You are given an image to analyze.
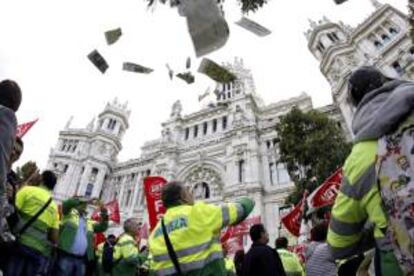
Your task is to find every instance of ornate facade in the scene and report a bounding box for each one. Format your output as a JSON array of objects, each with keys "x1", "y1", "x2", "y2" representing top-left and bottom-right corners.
[
  {"x1": 47, "y1": 58, "x2": 347, "y2": 240},
  {"x1": 306, "y1": 1, "x2": 414, "y2": 131}
]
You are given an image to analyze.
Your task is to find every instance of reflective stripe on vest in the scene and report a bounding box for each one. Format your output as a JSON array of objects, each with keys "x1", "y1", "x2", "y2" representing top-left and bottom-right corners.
[
  {"x1": 157, "y1": 251, "x2": 223, "y2": 276},
  {"x1": 153, "y1": 237, "x2": 221, "y2": 262}
]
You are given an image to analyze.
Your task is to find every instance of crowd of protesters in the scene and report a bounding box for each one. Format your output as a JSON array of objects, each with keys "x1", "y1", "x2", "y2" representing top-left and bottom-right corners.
[{"x1": 1, "y1": 64, "x2": 413, "y2": 276}]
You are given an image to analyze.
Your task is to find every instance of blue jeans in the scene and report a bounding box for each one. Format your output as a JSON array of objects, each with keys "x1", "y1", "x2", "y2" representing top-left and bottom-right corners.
[
  {"x1": 57, "y1": 254, "x2": 86, "y2": 276},
  {"x1": 6, "y1": 244, "x2": 50, "y2": 276}
]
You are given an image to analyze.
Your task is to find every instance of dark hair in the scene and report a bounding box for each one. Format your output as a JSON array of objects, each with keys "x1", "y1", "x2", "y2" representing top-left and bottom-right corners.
[
  {"x1": 249, "y1": 223, "x2": 266, "y2": 242},
  {"x1": 107, "y1": 234, "x2": 116, "y2": 240},
  {"x1": 0, "y1": 80, "x2": 22, "y2": 112},
  {"x1": 275, "y1": 237, "x2": 288, "y2": 249},
  {"x1": 161, "y1": 181, "x2": 184, "y2": 208},
  {"x1": 311, "y1": 222, "x2": 328, "y2": 242},
  {"x1": 348, "y1": 66, "x2": 388, "y2": 106},
  {"x1": 42, "y1": 170, "x2": 57, "y2": 190}
]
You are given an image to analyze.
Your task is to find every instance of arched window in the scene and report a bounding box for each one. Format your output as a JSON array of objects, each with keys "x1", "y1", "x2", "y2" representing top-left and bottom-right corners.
[
  {"x1": 222, "y1": 116, "x2": 227, "y2": 130},
  {"x1": 90, "y1": 168, "x2": 99, "y2": 182},
  {"x1": 184, "y1": 128, "x2": 189, "y2": 140},
  {"x1": 389, "y1": 27, "x2": 398, "y2": 35},
  {"x1": 238, "y1": 160, "x2": 245, "y2": 183},
  {"x1": 194, "y1": 125, "x2": 198, "y2": 138},
  {"x1": 212, "y1": 119, "x2": 217, "y2": 132},
  {"x1": 85, "y1": 183, "x2": 94, "y2": 198},
  {"x1": 392, "y1": 61, "x2": 404, "y2": 75},
  {"x1": 203, "y1": 122, "x2": 208, "y2": 135},
  {"x1": 381, "y1": 34, "x2": 390, "y2": 42},
  {"x1": 374, "y1": 40, "x2": 383, "y2": 49},
  {"x1": 202, "y1": 183, "x2": 210, "y2": 199}
]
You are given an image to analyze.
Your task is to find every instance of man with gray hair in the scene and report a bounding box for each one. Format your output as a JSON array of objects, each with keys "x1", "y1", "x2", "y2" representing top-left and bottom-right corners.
[
  {"x1": 113, "y1": 218, "x2": 146, "y2": 275},
  {"x1": 149, "y1": 181, "x2": 255, "y2": 275}
]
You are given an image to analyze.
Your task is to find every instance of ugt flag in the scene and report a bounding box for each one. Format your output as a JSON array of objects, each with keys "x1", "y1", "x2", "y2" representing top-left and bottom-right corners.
[
  {"x1": 307, "y1": 169, "x2": 343, "y2": 210},
  {"x1": 16, "y1": 119, "x2": 38, "y2": 138}
]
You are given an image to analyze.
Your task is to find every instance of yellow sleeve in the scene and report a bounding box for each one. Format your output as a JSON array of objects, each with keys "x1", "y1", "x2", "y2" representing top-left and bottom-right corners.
[{"x1": 15, "y1": 186, "x2": 29, "y2": 210}]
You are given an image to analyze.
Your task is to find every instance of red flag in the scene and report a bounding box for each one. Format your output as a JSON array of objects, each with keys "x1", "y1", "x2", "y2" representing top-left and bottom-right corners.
[
  {"x1": 220, "y1": 216, "x2": 261, "y2": 255},
  {"x1": 94, "y1": 232, "x2": 106, "y2": 248},
  {"x1": 307, "y1": 169, "x2": 343, "y2": 209},
  {"x1": 16, "y1": 119, "x2": 38, "y2": 138},
  {"x1": 92, "y1": 200, "x2": 121, "y2": 224},
  {"x1": 144, "y1": 176, "x2": 168, "y2": 231},
  {"x1": 281, "y1": 199, "x2": 305, "y2": 237}
]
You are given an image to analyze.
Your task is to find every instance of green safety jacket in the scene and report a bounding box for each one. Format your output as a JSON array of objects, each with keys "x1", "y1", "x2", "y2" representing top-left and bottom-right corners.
[
  {"x1": 327, "y1": 141, "x2": 402, "y2": 275},
  {"x1": 58, "y1": 198, "x2": 108, "y2": 261},
  {"x1": 277, "y1": 249, "x2": 304, "y2": 276},
  {"x1": 15, "y1": 185, "x2": 60, "y2": 257},
  {"x1": 149, "y1": 197, "x2": 254, "y2": 276},
  {"x1": 113, "y1": 233, "x2": 146, "y2": 276}
]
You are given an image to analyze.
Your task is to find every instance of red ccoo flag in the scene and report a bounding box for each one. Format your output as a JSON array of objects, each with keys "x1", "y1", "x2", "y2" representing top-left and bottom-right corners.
[
  {"x1": 16, "y1": 119, "x2": 38, "y2": 138},
  {"x1": 91, "y1": 200, "x2": 121, "y2": 224}
]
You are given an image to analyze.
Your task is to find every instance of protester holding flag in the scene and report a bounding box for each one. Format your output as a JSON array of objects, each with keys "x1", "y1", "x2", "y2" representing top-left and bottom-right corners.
[
  {"x1": 56, "y1": 196, "x2": 108, "y2": 276},
  {"x1": 148, "y1": 181, "x2": 255, "y2": 275},
  {"x1": 0, "y1": 79, "x2": 22, "y2": 247}
]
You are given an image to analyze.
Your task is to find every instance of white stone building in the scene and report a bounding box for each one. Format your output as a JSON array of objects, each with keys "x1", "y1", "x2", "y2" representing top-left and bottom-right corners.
[
  {"x1": 306, "y1": 0, "x2": 414, "y2": 131},
  {"x1": 47, "y1": 58, "x2": 346, "y2": 241}
]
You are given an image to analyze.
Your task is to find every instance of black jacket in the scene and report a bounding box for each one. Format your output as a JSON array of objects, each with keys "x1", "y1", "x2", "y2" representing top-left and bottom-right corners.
[{"x1": 242, "y1": 243, "x2": 286, "y2": 276}]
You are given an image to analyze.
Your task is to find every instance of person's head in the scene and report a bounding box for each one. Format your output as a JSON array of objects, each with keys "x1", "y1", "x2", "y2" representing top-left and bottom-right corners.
[
  {"x1": 161, "y1": 181, "x2": 194, "y2": 209},
  {"x1": 249, "y1": 223, "x2": 269, "y2": 245},
  {"x1": 0, "y1": 80, "x2": 22, "y2": 112},
  {"x1": 9, "y1": 137, "x2": 24, "y2": 165},
  {"x1": 107, "y1": 234, "x2": 116, "y2": 245},
  {"x1": 124, "y1": 218, "x2": 140, "y2": 235},
  {"x1": 347, "y1": 66, "x2": 389, "y2": 107},
  {"x1": 42, "y1": 170, "x2": 57, "y2": 190},
  {"x1": 310, "y1": 222, "x2": 328, "y2": 242},
  {"x1": 275, "y1": 237, "x2": 288, "y2": 249}
]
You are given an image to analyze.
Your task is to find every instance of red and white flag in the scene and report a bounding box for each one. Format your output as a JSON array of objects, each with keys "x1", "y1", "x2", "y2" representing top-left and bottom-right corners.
[
  {"x1": 281, "y1": 192, "x2": 307, "y2": 237},
  {"x1": 220, "y1": 216, "x2": 261, "y2": 255},
  {"x1": 144, "y1": 176, "x2": 168, "y2": 231},
  {"x1": 16, "y1": 119, "x2": 38, "y2": 138},
  {"x1": 307, "y1": 169, "x2": 343, "y2": 210},
  {"x1": 91, "y1": 200, "x2": 121, "y2": 224}
]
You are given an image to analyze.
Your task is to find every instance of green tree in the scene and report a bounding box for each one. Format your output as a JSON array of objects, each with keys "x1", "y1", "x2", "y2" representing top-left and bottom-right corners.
[
  {"x1": 16, "y1": 161, "x2": 39, "y2": 182},
  {"x1": 275, "y1": 107, "x2": 351, "y2": 205}
]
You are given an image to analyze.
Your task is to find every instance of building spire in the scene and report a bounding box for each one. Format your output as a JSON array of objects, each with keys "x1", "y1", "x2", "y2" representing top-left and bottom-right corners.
[{"x1": 370, "y1": 0, "x2": 382, "y2": 9}]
